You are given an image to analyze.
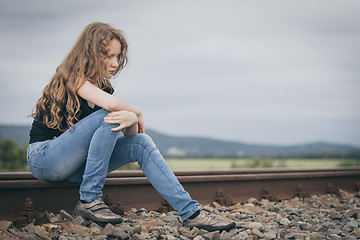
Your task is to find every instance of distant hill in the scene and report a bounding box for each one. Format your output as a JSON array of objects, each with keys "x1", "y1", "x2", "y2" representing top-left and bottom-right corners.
[
  {"x1": 0, "y1": 125, "x2": 31, "y2": 147},
  {"x1": 145, "y1": 129, "x2": 360, "y2": 158},
  {"x1": 1, "y1": 124, "x2": 359, "y2": 158}
]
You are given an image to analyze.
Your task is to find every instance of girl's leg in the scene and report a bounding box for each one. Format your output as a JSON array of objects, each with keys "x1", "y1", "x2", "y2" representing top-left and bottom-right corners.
[
  {"x1": 27, "y1": 109, "x2": 121, "y2": 202},
  {"x1": 107, "y1": 134, "x2": 200, "y2": 220}
]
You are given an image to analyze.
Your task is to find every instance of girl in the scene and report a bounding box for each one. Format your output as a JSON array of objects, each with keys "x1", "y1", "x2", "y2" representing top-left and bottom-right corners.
[{"x1": 27, "y1": 22, "x2": 235, "y2": 232}]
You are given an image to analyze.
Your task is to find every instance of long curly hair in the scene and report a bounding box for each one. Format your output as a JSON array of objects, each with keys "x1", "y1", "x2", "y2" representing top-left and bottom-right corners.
[{"x1": 30, "y1": 22, "x2": 128, "y2": 131}]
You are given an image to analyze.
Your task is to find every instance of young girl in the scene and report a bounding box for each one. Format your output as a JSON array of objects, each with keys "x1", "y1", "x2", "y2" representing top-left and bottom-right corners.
[{"x1": 27, "y1": 22, "x2": 235, "y2": 232}]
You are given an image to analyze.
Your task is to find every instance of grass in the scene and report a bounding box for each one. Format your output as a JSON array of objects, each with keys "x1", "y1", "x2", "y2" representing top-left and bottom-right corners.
[
  {"x1": 164, "y1": 158, "x2": 360, "y2": 170},
  {"x1": 10, "y1": 158, "x2": 360, "y2": 172}
]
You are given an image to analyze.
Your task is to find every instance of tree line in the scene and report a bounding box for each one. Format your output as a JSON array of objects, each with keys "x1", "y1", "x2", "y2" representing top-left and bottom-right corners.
[{"x1": 0, "y1": 134, "x2": 28, "y2": 172}]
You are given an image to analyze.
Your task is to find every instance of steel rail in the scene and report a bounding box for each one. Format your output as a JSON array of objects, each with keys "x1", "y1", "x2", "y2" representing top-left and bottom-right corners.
[
  {"x1": 1, "y1": 167, "x2": 359, "y2": 180},
  {"x1": 0, "y1": 167, "x2": 359, "y2": 222}
]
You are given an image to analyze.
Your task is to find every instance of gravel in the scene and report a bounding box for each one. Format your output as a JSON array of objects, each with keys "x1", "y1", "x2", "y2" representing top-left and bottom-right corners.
[{"x1": 0, "y1": 189, "x2": 359, "y2": 239}]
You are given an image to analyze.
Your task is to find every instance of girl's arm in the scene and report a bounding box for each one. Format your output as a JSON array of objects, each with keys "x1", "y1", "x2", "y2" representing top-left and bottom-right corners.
[
  {"x1": 104, "y1": 110, "x2": 139, "y2": 136},
  {"x1": 78, "y1": 81, "x2": 145, "y2": 133}
]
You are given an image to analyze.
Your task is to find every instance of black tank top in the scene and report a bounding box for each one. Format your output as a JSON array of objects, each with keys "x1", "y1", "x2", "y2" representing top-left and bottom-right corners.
[{"x1": 29, "y1": 86, "x2": 113, "y2": 144}]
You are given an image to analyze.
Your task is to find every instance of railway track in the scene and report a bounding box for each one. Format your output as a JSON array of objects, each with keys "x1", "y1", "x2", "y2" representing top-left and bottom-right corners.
[{"x1": 1, "y1": 167, "x2": 359, "y2": 225}]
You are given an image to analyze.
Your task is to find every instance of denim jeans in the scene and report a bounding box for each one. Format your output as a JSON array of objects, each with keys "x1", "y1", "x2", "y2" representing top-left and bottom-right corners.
[{"x1": 27, "y1": 109, "x2": 199, "y2": 220}]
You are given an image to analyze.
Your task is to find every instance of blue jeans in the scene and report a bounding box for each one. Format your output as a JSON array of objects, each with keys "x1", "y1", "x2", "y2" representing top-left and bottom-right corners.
[{"x1": 27, "y1": 109, "x2": 199, "y2": 220}]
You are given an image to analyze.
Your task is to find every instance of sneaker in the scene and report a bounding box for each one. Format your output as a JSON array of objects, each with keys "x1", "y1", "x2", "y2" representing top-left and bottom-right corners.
[
  {"x1": 73, "y1": 198, "x2": 123, "y2": 224},
  {"x1": 183, "y1": 211, "x2": 236, "y2": 232}
]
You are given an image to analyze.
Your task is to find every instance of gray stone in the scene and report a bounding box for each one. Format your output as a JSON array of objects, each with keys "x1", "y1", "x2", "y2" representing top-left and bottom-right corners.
[
  {"x1": 316, "y1": 226, "x2": 328, "y2": 233},
  {"x1": 72, "y1": 216, "x2": 87, "y2": 226},
  {"x1": 0, "y1": 220, "x2": 12, "y2": 231},
  {"x1": 60, "y1": 209, "x2": 74, "y2": 221},
  {"x1": 293, "y1": 233, "x2": 308, "y2": 240},
  {"x1": 90, "y1": 222, "x2": 102, "y2": 235},
  {"x1": 190, "y1": 227, "x2": 201, "y2": 237},
  {"x1": 219, "y1": 231, "x2": 232, "y2": 240},
  {"x1": 345, "y1": 209, "x2": 357, "y2": 218},
  {"x1": 343, "y1": 225, "x2": 352, "y2": 232},
  {"x1": 102, "y1": 223, "x2": 115, "y2": 236},
  {"x1": 334, "y1": 224, "x2": 342, "y2": 230},
  {"x1": 229, "y1": 228, "x2": 241, "y2": 236},
  {"x1": 133, "y1": 233, "x2": 146, "y2": 240},
  {"x1": 59, "y1": 236, "x2": 77, "y2": 240},
  {"x1": 269, "y1": 206, "x2": 280, "y2": 213},
  {"x1": 164, "y1": 214, "x2": 182, "y2": 228},
  {"x1": 21, "y1": 233, "x2": 41, "y2": 240},
  {"x1": 136, "y1": 207, "x2": 149, "y2": 214},
  {"x1": 166, "y1": 235, "x2": 178, "y2": 240},
  {"x1": 115, "y1": 228, "x2": 130, "y2": 239},
  {"x1": 252, "y1": 228, "x2": 264, "y2": 238},
  {"x1": 179, "y1": 227, "x2": 194, "y2": 239},
  {"x1": 130, "y1": 226, "x2": 143, "y2": 235},
  {"x1": 163, "y1": 225, "x2": 180, "y2": 237},
  {"x1": 284, "y1": 232, "x2": 295, "y2": 239},
  {"x1": 264, "y1": 231, "x2": 276, "y2": 239},
  {"x1": 6, "y1": 227, "x2": 18, "y2": 234},
  {"x1": 24, "y1": 223, "x2": 36, "y2": 234},
  {"x1": 202, "y1": 231, "x2": 220, "y2": 240},
  {"x1": 179, "y1": 235, "x2": 191, "y2": 240},
  {"x1": 150, "y1": 231, "x2": 161, "y2": 239},
  {"x1": 35, "y1": 225, "x2": 49, "y2": 239},
  {"x1": 232, "y1": 231, "x2": 249, "y2": 239},
  {"x1": 212, "y1": 201, "x2": 223, "y2": 209},
  {"x1": 309, "y1": 234, "x2": 323, "y2": 240},
  {"x1": 92, "y1": 235, "x2": 108, "y2": 240},
  {"x1": 346, "y1": 236, "x2": 357, "y2": 240},
  {"x1": 45, "y1": 211, "x2": 60, "y2": 223},
  {"x1": 248, "y1": 222, "x2": 262, "y2": 229},
  {"x1": 329, "y1": 212, "x2": 342, "y2": 220},
  {"x1": 247, "y1": 197, "x2": 261, "y2": 206},
  {"x1": 329, "y1": 228, "x2": 341, "y2": 235},
  {"x1": 254, "y1": 215, "x2": 263, "y2": 223},
  {"x1": 279, "y1": 217, "x2": 290, "y2": 225},
  {"x1": 329, "y1": 234, "x2": 342, "y2": 240},
  {"x1": 298, "y1": 223, "x2": 308, "y2": 231},
  {"x1": 202, "y1": 206, "x2": 214, "y2": 213},
  {"x1": 347, "y1": 220, "x2": 359, "y2": 229},
  {"x1": 141, "y1": 232, "x2": 151, "y2": 239}
]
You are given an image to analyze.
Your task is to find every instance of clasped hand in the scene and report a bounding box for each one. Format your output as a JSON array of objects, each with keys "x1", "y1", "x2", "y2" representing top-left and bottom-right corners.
[{"x1": 104, "y1": 111, "x2": 138, "y2": 132}]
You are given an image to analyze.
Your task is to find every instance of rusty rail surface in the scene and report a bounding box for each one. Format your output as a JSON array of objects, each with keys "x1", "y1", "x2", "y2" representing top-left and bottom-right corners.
[{"x1": 1, "y1": 167, "x2": 360, "y2": 223}]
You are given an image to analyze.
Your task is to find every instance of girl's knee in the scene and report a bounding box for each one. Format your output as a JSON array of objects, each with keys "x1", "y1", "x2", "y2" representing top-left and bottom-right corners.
[
  {"x1": 97, "y1": 109, "x2": 121, "y2": 131},
  {"x1": 135, "y1": 134, "x2": 156, "y2": 148}
]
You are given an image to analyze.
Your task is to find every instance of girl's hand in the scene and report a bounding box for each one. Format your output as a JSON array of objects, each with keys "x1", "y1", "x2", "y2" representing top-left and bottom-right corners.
[
  {"x1": 104, "y1": 111, "x2": 138, "y2": 132},
  {"x1": 137, "y1": 113, "x2": 145, "y2": 133}
]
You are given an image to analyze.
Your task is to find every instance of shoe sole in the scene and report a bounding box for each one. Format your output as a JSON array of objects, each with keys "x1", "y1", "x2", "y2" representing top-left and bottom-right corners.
[
  {"x1": 73, "y1": 209, "x2": 123, "y2": 224},
  {"x1": 195, "y1": 221, "x2": 236, "y2": 232}
]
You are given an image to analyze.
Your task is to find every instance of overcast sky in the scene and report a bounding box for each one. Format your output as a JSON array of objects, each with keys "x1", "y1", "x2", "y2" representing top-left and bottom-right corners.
[{"x1": 1, "y1": 0, "x2": 359, "y2": 147}]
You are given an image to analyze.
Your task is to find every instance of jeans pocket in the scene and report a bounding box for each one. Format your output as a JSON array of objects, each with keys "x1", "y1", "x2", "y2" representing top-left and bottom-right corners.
[
  {"x1": 30, "y1": 163, "x2": 60, "y2": 181},
  {"x1": 28, "y1": 141, "x2": 60, "y2": 181}
]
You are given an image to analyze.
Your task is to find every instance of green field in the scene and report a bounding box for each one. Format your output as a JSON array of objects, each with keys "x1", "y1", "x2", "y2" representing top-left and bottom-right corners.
[
  {"x1": 6, "y1": 157, "x2": 360, "y2": 172},
  {"x1": 164, "y1": 158, "x2": 360, "y2": 170}
]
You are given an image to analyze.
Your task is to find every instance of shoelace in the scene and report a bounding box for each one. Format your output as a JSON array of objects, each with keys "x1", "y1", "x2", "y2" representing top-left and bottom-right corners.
[{"x1": 202, "y1": 212, "x2": 219, "y2": 225}]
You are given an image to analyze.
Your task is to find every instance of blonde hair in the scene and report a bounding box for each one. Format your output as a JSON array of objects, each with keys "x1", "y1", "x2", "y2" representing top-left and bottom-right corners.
[{"x1": 31, "y1": 22, "x2": 128, "y2": 131}]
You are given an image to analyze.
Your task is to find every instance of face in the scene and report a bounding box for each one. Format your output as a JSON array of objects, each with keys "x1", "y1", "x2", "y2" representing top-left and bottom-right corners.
[{"x1": 105, "y1": 39, "x2": 121, "y2": 79}]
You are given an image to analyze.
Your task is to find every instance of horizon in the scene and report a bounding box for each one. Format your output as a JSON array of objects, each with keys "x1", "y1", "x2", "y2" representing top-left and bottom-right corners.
[{"x1": 0, "y1": 123, "x2": 359, "y2": 148}]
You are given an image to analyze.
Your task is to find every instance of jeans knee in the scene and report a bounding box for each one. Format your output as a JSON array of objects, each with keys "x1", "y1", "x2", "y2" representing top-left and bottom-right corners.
[
  {"x1": 97, "y1": 110, "x2": 120, "y2": 131},
  {"x1": 100, "y1": 120, "x2": 119, "y2": 131},
  {"x1": 136, "y1": 134, "x2": 157, "y2": 149},
  {"x1": 133, "y1": 134, "x2": 161, "y2": 167}
]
